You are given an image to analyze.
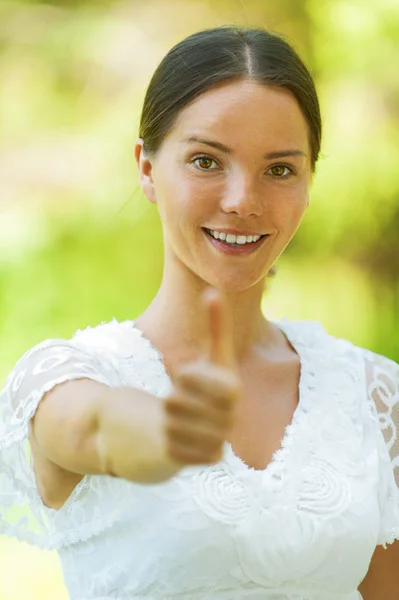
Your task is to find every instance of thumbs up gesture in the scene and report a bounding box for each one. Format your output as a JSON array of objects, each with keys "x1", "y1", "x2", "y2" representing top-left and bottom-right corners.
[{"x1": 163, "y1": 288, "x2": 242, "y2": 467}]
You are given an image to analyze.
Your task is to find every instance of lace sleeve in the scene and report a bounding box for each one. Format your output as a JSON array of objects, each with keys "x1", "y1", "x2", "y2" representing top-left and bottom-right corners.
[
  {"x1": 0, "y1": 323, "x2": 123, "y2": 551},
  {"x1": 363, "y1": 348, "x2": 399, "y2": 547}
]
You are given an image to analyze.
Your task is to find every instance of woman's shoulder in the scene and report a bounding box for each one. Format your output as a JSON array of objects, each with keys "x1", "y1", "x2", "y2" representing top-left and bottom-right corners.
[
  {"x1": 72, "y1": 316, "x2": 133, "y2": 339},
  {"x1": 275, "y1": 317, "x2": 355, "y2": 356},
  {"x1": 71, "y1": 317, "x2": 139, "y2": 355},
  {"x1": 278, "y1": 317, "x2": 398, "y2": 374}
]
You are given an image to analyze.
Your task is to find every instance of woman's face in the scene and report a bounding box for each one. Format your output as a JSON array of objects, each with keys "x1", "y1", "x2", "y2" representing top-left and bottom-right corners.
[{"x1": 136, "y1": 79, "x2": 313, "y2": 293}]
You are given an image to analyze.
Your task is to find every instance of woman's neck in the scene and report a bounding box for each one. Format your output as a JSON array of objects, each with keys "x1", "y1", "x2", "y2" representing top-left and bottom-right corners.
[{"x1": 134, "y1": 271, "x2": 277, "y2": 364}]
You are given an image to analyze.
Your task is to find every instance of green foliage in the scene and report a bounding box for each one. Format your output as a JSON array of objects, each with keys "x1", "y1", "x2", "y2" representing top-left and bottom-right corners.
[{"x1": 0, "y1": 201, "x2": 164, "y2": 378}]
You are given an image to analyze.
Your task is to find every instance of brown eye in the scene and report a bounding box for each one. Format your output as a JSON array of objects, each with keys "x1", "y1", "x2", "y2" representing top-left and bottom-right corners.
[
  {"x1": 193, "y1": 156, "x2": 217, "y2": 170},
  {"x1": 268, "y1": 165, "x2": 292, "y2": 178}
]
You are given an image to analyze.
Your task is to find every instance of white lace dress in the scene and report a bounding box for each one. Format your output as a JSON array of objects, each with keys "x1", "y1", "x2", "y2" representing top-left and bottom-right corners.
[{"x1": 0, "y1": 318, "x2": 398, "y2": 600}]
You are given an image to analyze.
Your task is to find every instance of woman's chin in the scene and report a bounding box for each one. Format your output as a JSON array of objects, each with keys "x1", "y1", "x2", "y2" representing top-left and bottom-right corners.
[{"x1": 198, "y1": 271, "x2": 267, "y2": 294}]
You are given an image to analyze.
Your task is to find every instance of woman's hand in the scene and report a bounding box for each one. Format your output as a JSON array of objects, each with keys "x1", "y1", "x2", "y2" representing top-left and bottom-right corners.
[{"x1": 163, "y1": 288, "x2": 242, "y2": 466}]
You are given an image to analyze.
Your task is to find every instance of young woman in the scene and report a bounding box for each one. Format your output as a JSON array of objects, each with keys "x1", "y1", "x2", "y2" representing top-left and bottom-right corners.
[{"x1": 0, "y1": 26, "x2": 398, "y2": 600}]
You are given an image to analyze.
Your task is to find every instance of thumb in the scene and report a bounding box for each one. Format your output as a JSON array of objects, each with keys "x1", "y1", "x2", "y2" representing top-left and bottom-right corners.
[{"x1": 202, "y1": 288, "x2": 235, "y2": 368}]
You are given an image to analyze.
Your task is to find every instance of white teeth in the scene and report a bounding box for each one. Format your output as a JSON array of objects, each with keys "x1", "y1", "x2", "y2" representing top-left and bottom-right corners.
[{"x1": 208, "y1": 229, "x2": 263, "y2": 244}]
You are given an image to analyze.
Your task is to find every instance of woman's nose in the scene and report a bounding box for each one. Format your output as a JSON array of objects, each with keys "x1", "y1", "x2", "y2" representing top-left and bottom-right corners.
[{"x1": 220, "y1": 173, "x2": 264, "y2": 217}]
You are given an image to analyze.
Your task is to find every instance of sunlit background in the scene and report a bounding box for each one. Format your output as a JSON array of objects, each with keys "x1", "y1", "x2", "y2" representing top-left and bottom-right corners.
[{"x1": 0, "y1": 0, "x2": 398, "y2": 597}]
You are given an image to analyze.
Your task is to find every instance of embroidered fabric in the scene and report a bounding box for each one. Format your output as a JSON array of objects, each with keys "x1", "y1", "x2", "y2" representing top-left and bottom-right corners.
[
  {"x1": 0, "y1": 316, "x2": 398, "y2": 600},
  {"x1": 0, "y1": 325, "x2": 124, "y2": 549},
  {"x1": 363, "y1": 347, "x2": 399, "y2": 546}
]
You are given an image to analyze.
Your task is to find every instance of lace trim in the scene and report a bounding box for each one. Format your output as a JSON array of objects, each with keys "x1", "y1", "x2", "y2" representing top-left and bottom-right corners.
[
  {"x1": 360, "y1": 347, "x2": 399, "y2": 547},
  {"x1": 220, "y1": 319, "x2": 329, "y2": 488},
  {"x1": 378, "y1": 526, "x2": 399, "y2": 547},
  {"x1": 223, "y1": 340, "x2": 317, "y2": 494},
  {"x1": 0, "y1": 473, "x2": 154, "y2": 551}
]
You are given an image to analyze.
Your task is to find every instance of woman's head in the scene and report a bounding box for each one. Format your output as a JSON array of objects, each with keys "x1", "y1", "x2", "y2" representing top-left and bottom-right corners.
[{"x1": 135, "y1": 27, "x2": 321, "y2": 293}]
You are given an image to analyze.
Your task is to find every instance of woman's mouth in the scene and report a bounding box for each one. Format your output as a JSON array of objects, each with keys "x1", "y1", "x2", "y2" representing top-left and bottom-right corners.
[{"x1": 202, "y1": 228, "x2": 269, "y2": 255}]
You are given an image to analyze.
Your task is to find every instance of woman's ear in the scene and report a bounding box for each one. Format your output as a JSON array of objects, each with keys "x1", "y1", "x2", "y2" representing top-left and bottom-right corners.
[{"x1": 134, "y1": 138, "x2": 157, "y2": 204}]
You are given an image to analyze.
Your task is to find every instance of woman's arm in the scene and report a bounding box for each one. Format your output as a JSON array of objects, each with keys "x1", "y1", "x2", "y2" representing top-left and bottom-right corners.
[
  {"x1": 358, "y1": 541, "x2": 399, "y2": 599},
  {"x1": 31, "y1": 379, "x2": 181, "y2": 488}
]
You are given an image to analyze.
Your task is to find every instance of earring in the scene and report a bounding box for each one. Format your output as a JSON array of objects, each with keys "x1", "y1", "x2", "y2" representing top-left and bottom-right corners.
[{"x1": 267, "y1": 265, "x2": 278, "y2": 278}]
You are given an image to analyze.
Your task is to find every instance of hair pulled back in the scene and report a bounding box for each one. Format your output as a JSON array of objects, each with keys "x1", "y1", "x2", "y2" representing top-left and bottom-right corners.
[{"x1": 139, "y1": 26, "x2": 322, "y2": 171}]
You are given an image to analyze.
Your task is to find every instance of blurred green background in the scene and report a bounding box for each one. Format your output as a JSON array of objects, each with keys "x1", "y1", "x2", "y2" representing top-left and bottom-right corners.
[{"x1": 0, "y1": 0, "x2": 398, "y2": 597}]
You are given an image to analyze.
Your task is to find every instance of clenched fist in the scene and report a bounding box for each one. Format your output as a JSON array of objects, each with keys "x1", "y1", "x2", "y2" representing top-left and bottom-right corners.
[{"x1": 163, "y1": 288, "x2": 242, "y2": 467}]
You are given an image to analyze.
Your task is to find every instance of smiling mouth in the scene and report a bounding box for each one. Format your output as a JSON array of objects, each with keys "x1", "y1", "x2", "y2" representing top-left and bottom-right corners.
[{"x1": 202, "y1": 228, "x2": 267, "y2": 246}]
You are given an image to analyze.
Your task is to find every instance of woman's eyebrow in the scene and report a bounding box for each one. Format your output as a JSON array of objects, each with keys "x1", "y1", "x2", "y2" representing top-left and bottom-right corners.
[
  {"x1": 181, "y1": 136, "x2": 232, "y2": 153},
  {"x1": 181, "y1": 136, "x2": 306, "y2": 159},
  {"x1": 265, "y1": 149, "x2": 307, "y2": 159}
]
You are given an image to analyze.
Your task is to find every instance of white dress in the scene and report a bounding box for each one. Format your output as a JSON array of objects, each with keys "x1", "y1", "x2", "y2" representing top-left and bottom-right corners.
[{"x1": 0, "y1": 317, "x2": 398, "y2": 600}]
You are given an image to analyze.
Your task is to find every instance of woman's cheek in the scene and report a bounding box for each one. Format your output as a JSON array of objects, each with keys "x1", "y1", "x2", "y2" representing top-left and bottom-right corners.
[{"x1": 275, "y1": 179, "x2": 308, "y2": 205}]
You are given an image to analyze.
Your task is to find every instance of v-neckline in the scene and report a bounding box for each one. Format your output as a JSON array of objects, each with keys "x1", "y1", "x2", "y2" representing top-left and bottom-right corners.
[
  {"x1": 128, "y1": 318, "x2": 308, "y2": 478},
  {"x1": 225, "y1": 319, "x2": 306, "y2": 478}
]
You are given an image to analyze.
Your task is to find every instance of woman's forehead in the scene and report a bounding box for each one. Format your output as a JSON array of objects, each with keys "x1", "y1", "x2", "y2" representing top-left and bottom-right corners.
[{"x1": 169, "y1": 80, "x2": 309, "y2": 142}]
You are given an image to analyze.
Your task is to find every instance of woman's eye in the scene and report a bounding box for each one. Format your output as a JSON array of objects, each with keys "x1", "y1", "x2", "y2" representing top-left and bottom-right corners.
[
  {"x1": 192, "y1": 156, "x2": 218, "y2": 170},
  {"x1": 268, "y1": 165, "x2": 293, "y2": 178}
]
